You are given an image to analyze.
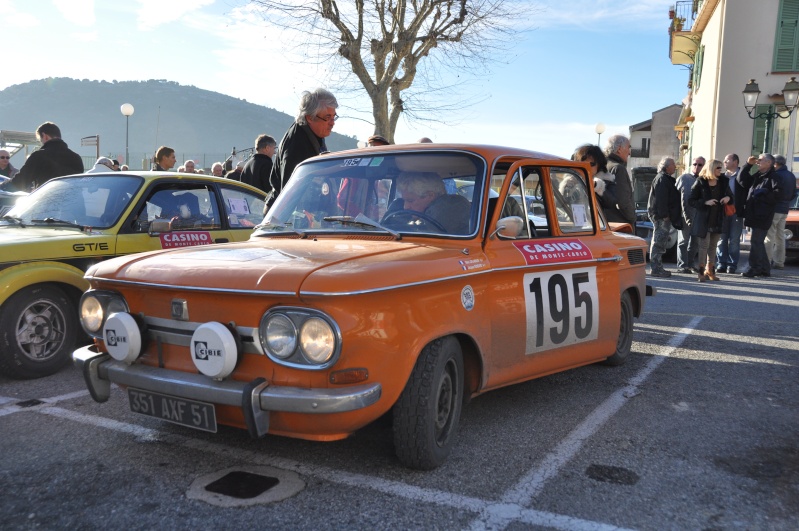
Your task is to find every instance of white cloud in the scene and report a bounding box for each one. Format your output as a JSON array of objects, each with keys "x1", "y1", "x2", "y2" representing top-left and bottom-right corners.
[
  {"x1": 0, "y1": 0, "x2": 40, "y2": 28},
  {"x1": 135, "y1": 0, "x2": 216, "y2": 31},
  {"x1": 53, "y1": 0, "x2": 95, "y2": 27}
]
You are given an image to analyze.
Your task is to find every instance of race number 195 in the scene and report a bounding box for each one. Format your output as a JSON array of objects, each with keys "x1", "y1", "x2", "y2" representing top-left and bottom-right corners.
[{"x1": 523, "y1": 267, "x2": 599, "y2": 354}]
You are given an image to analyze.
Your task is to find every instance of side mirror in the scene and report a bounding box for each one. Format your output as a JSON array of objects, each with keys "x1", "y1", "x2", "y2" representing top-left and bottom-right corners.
[
  {"x1": 148, "y1": 219, "x2": 172, "y2": 234},
  {"x1": 490, "y1": 216, "x2": 524, "y2": 239}
]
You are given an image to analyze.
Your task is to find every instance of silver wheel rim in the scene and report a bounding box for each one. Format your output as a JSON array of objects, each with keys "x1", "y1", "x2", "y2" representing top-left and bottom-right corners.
[{"x1": 15, "y1": 297, "x2": 68, "y2": 362}]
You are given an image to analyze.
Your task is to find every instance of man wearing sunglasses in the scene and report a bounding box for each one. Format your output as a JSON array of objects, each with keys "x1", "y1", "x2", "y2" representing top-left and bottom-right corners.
[
  {"x1": 674, "y1": 156, "x2": 705, "y2": 273},
  {"x1": 0, "y1": 150, "x2": 18, "y2": 180},
  {"x1": 1, "y1": 122, "x2": 83, "y2": 192},
  {"x1": 269, "y1": 88, "x2": 339, "y2": 206}
]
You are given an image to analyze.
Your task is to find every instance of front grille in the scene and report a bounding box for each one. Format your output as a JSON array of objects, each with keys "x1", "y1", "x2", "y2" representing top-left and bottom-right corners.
[{"x1": 627, "y1": 248, "x2": 645, "y2": 265}]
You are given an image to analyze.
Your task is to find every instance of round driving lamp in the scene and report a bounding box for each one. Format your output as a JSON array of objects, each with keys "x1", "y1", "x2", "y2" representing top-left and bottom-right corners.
[
  {"x1": 300, "y1": 317, "x2": 335, "y2": 364},
  {"x1": 80, "y1": 295, "x2": 104, "y2": 333},
  {"x1": 262, "y1": 313, "x2": 297, "y2": 359}
]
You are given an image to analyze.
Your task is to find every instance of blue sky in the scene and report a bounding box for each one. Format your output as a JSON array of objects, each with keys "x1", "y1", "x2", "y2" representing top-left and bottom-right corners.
[{"x1": 1, "y1": 0, "x2": 687, "y2": 158}]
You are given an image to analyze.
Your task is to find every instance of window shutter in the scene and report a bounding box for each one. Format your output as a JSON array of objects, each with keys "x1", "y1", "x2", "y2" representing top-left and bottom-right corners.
[
  {"x1": 774, "y1": 0, "x2": 799, "y2": 71},
  {"x1": 751, "y1": 105, "x2": 772, "y2": 156},
  {"x1": 693, "y1": 45, "x2": 705, "y2": 89}
]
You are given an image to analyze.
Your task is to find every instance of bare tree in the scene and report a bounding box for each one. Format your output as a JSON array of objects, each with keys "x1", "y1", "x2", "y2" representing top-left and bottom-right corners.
[{"x1": 250, "y1": 0, "x2": 528, "y2": 142}]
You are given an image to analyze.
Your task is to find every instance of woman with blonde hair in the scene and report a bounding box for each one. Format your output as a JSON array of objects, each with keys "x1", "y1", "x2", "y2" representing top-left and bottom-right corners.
[{"x1": 688, "y1": 159, "x2": 733, "y2": 281}]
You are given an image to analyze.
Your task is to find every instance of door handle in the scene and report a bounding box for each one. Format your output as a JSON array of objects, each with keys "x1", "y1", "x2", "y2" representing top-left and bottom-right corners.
[{"x1": 215, "y1": 238, "x2": 229, "y2": 243}]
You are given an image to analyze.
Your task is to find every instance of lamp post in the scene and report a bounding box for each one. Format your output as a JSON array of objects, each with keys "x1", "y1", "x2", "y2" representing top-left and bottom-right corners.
[
  {"x1": 595, "y1": 122, "x2": 606, "y2": 145},
  {"x1": 742, "y1": 77, "x2": 799, "y2": 155},
  {"x1": 120, "y1": 103, "x2": 135, "y2": 168}
]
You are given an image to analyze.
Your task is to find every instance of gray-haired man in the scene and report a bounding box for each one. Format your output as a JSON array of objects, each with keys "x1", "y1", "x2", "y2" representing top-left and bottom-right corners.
[{"x1": 647, "y1": 157, "x2": 682, "y2": 278}]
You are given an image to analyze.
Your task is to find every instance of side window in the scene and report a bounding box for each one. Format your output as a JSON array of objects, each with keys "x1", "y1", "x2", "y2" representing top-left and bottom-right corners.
[
  {"x1": 498, "y1": 168, "x2": 550, "y2": 240},
  {"x1": 134, "y1": 185, "x2": 221, "y2": 232},
  {"x1": 550, "y1": 168, "x2": 594, "y2": 234},
  {"x1": 220, "y1": 186, "x2": 266, "y2": 228}
]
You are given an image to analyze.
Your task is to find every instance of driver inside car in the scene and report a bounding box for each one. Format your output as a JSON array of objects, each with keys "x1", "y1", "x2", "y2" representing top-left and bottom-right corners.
[{"x1": 387, "y1": 171, "x2": 471, "y2": 234}]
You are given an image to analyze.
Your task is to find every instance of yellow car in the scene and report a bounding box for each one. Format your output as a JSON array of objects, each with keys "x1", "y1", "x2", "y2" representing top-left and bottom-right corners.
[{"x1": 0, "y1": 171, "x2": 266, "y2": 379}]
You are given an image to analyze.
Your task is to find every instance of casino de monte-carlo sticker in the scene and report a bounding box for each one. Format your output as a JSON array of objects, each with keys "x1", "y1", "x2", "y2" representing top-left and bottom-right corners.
[
  {"x1": 512, "y1": 239, "x2": 594, "y2": 265},
  {"x1": 160, "y1": 231, "x2": 213, "y2": 249}
]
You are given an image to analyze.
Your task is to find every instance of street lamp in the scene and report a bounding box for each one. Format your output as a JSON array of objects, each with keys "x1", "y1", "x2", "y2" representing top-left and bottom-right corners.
[
  {"x1": 595, "y1": 122, "x2": 606, "y2": 145},
  {"x1": 120, "y1": 103, "x2": 135, "y2": 168},
  {"x1": 742, "y1": 77, "x2": 799, "y2": 153}
]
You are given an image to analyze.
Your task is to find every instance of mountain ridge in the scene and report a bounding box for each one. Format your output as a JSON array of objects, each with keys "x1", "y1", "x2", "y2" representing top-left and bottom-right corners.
[{"x1": 0, "y1": 78, "x2": 357, "y2": 169}]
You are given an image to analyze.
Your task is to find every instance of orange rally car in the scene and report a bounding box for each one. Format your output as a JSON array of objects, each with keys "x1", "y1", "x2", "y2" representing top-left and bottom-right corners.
[{"x1": 74, "y1": 144, "x2": 652, "y2": 469}]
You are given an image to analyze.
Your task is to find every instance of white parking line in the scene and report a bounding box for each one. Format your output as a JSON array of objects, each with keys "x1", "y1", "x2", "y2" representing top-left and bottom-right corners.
[{"x1": 31, "y1": 402, "x2": 633, "y2": 530}]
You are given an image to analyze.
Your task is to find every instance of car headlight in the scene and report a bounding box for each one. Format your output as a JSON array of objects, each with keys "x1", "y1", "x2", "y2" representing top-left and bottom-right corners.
[
  {"x1": 263, "y1": 314, "x2": 297, "y2": 359},
  {"x1": 784, "y1": 228, "x2": 793, "y2": 240},
  {"x1": 259, "y1": 308, "x2": 340, "y2": 369},
  {"x1": 79, "y1": 290, "x2": 129, "y2": 337},
  {"x1": 300, "y1": 317, "x2": 335, "y2": 364}
]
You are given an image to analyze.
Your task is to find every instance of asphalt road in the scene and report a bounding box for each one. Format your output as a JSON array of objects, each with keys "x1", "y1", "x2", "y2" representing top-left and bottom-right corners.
[{"x1": 2, "y1": 254, "x2": 797, "y2": 530}]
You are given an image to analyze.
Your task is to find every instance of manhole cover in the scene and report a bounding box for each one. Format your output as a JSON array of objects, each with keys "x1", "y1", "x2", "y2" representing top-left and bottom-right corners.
[
  {"x1": 187, "y1": 466, "x2": 305, "y2": 507},
  {"x1": 16, "y1": 399, "x2": 44, "y2": 408},
  {"x1": 205, "y1": 470, "x2": 279, "y2": 499},
  {"x1": 586, "y1": 464, "x2": 640, "y2": 485}
]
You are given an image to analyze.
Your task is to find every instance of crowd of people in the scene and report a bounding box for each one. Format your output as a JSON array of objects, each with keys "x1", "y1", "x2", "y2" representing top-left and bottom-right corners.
[
  {"x1": 3, "y1": 102, "x2": 794, "y2": 280},
  {"x1": 644, "y1": 151, "x2": 794, "y2": 280}
]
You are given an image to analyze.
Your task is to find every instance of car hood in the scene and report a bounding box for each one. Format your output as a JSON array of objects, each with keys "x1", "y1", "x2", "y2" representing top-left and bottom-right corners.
[
  {"x1": 0, "y1": 225, "x2": 113, "y2": 262},
  {"x1": 88, "y1": 237, "x2": 479, "y2": 295}
]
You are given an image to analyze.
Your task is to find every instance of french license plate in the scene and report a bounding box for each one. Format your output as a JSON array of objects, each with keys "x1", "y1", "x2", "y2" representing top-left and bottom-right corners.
[{"x1": 128, "y1": 388, "x2": 217, "y2": 433}]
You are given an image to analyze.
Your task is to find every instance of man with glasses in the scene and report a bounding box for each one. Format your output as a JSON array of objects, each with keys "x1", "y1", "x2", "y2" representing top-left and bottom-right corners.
[
  {"x1": 716, "y1": 153, "x2": 744, "y2": 273},
  {"x1": 738, "y1": 154, "x2": 781, "y2": 278},
  {"x1": 674, "y1": 156, "x2": 704, "y2": 273},
  {"x1": 1, "y1": 122, "x2": 83, "y2": 192},
  {"x1": 603, "y1": 134, "x2": 636, "y2": 226},
  {"x1": 0, "y1": 150, "x2": 18, "y2": 180},
  {"x1": 269, "y1": 88, "x2": 339, "y2": 206}
]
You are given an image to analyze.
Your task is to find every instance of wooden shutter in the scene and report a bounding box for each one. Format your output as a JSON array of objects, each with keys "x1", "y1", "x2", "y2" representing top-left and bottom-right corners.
[
  {"x1": 774, "y1": 0, "x2": 799, "y2": 71},
  {"x1": 750, "y1": 105, "x2": 772, "y2": 155}
]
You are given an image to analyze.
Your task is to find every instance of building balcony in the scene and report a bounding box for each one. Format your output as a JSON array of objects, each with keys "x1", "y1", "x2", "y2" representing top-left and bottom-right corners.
[{"x1": 669, "y1": 1, "x2": 701, "y2": 65}]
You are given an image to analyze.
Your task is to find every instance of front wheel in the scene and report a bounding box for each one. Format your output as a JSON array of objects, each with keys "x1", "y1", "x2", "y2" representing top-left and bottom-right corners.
[
  {"x1": 393, "y1": 336, "x2": 464, "y2": 470},
  {"x1": 604, "y1": 291, "x2": 633, "y2": 366},
  {"x1": 0, "y1": 285, "x2": 77, "y2": 379}
]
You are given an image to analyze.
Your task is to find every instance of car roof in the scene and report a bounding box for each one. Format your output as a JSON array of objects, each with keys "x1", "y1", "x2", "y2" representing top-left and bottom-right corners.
[
  {"x1": 317, "y1": 143, "x2": 568, "y2": 162},
  {"x1": 47, "y1": 171, "x2": 267, "y2": 196}
]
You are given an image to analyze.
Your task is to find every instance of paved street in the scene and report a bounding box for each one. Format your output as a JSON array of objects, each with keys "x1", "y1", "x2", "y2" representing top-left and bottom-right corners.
[{"x1": 2, "y1": 255, "x2": 797, "y2": 530}]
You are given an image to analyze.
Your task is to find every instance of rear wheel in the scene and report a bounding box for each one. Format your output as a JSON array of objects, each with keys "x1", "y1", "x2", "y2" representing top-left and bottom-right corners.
[
  {"x1": 0, "y1": 285, "x2": 77, "y2": 379},
  {"x1": 393, "y1": 336, "x2": 464, "y2": 470},
  {"x1": 604, "y1": 291, "x2": 633, "y2": 366}
]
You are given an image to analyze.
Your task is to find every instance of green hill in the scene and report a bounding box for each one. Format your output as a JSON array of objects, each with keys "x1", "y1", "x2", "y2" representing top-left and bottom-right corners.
[{"x1": 0, "y1": 78, "x2": 358, "y2": 169}]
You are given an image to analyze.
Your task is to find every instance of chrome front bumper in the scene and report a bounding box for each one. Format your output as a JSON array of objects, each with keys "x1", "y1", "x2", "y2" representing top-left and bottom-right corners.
[{"x1": 73, "y1": 344, "x2": 382, "y2": 438}]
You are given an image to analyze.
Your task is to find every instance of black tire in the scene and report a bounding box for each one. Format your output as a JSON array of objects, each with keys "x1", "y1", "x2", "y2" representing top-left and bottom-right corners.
[
  {"x1": 0, "y1": 285, "x2": 77, "y2": 379},
  {"x1": 604, "y1": 291, "x2": 633, "y2": 366},
  {"x1": 393, "y1": 336, "x2": 464, "y2": 470}
]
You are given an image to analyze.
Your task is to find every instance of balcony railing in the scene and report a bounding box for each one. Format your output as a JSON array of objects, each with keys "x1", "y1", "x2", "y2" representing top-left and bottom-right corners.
[{"x1": 668, "y1": 0, "x2": 700, "y2": 33}]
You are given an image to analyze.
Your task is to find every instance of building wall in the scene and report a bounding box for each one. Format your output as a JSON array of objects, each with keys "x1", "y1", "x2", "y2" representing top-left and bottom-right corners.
[
  {"x1": 688, "y1": 0, "x2": 796, "y2": 169},
  {"x1": 651, "y1": 105, "x2": 682, "y2": 162}
]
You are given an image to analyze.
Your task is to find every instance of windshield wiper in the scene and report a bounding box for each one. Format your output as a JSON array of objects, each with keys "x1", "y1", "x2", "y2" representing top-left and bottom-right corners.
[
  {"x1": 253, "y1": 219, "x2": 305, "y2": 237},
  {"x1": 30, "y1": 217, "x2": 88, "y2": 230},
  {"x1": 323, "y1": 214, "x2": 401, "y2": 240},
  {"x1": 1, "y1": 215, "x2": 25, "y2": 227}
]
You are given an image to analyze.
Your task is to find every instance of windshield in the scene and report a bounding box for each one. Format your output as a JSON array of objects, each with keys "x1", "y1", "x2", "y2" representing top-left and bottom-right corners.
[
  {"x1": 255, "y1": 151, "x2": 486, "y2": 238},
  {"x1": 5, "y1": 175, "x2": 143, "y2": 228}
]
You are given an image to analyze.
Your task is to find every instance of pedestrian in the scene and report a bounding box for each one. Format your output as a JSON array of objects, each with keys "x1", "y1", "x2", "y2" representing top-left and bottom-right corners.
[
  {"x1": 211, "y1": 162, "x2": 224, "y2": 177},
  {"x1": 0, "y1": 149, "x2": 18, "y2": 179},
  {"x1": 688, "y1": 159, "x2": 733, "y2": 282},
  {"x1": 270, "y1": 88, "x2": 338, "y2": 205},
  {"x1": 739, "y1": 154, "x2": 781, "y2": 278},
  {"x1": 603, "y1": 134, "x2": 636, "y2": 226},
  {"x1": 153, "y1": 146, "x2": 176, "y2": 171},
  {"x1": 111, "y1": 159, "x2": 121, "y2": 171},
  {"x1": 572, "y1": 144, "x2": 622, "y2": 223},
  {"x1": 646, "y1": 156, "x2": 682, "y2": 278},
  {"x1": 675, "y1": 156, "x2": 703, "y2": 273},
  {"x1": 764, "y1": 154, "x2": 796, "y2": 270},
  {"x1": 367, "y1": 134, "x2": 390, "y2": 147},
  {"x1": 183, "y1": 160, "x2": 197, "y2": 174},
  {"x1": 2, "y1": 122, "x2": 84, "y2": 192},
  {"x1": 715, "y1": 153, "x2": 744, "y2": 274},
  {"x1": 86, "y1": 157, "x2": 116, "y2": 173},
  {"x1": 240, "y1": 134, "x2": 276, "y2": 193}
]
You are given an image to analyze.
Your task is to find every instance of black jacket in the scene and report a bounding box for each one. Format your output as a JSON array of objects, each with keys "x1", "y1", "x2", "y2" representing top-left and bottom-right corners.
[
  {"x1": 738, "y1": 163, "x2": 780, "y2": 230},
  {"x1": 4, "y1": 138, "x2": 84, "y2": 192},
  {"x1": 240, "y1": 153, "x2": 273, "y2": 193},
  {"x1": 647, "y1": 171, "x2": 682, "y2": 229},
  {"x1": 269, "y1": 122, "x2": 325, "y2": 204},
  {"x1": 688, "y1": 175, "x2": 733, "y2": 238}
]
